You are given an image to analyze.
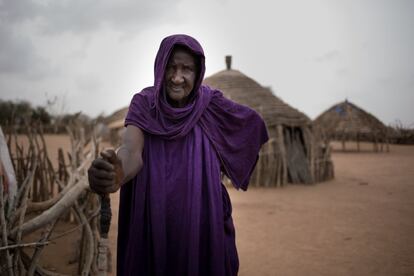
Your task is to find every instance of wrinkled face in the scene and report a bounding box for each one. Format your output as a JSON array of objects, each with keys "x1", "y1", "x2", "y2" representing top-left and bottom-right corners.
[{"x1": 164, "y1": 47, "x2": 197, "y2": 107}]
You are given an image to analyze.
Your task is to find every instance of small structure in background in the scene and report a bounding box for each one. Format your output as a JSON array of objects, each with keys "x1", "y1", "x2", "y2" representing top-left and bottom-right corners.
[
  {"x1": 204, "y1": 56, "x2": 334, "y2": 186},
  {"x1": 314, "y1": 100, "x2": 390, "y2": 152},
  {"x1": 387, "y1": 120, "x2": 414, "y2": 145},
  {"x1": 104, "y1": 107, "x2": 129, "y2": 146}
]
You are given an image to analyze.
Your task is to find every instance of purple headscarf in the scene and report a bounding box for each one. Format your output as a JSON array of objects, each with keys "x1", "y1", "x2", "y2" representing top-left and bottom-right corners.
[{"x1": 125, "y1": 34, "x2": 268, "y2": 189}]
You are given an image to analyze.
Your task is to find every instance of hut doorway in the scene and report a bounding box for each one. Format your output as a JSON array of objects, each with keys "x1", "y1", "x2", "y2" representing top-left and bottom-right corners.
[{"x1": 283, "y1": 127, "x2": 311, "y2": 183}]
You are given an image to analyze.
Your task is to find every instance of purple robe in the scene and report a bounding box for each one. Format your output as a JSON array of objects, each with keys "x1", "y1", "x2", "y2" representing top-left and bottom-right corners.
[{"x1": 118, "y1": 34, "x2": 268, "y2": 276}]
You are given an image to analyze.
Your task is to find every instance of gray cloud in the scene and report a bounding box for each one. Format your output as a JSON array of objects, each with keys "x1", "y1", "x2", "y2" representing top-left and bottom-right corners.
[
  {"x1": 0, "y1": 0, "x2": 181, "y2": 78},
  {"x1": 1, "y1": 0, "x2": 180, "y2": 35},
  {"x1": 336, "y1": 67, "x2": 349, "y2": 77},
  {"x1": 0, "y1": 25, "x2": 52, "y2": 80},
  {"x1": 0, "y1": 0, "x2": 38, "y2": 24},
  {"x1": 314, "y1": 50, "x2": 340, "y2": 62},
  {"x1": 76, "y1": 74, "x2": 101, "y2": 92}
]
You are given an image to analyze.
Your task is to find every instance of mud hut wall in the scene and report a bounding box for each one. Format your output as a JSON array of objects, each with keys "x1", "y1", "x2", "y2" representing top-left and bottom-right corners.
[
  {"x1": 303, "y1": 125, "x2": 315, "y2": 183},
  {"x1": 311, "y1": 124, "x2": 335, "y2": 182},
  {"x1": 250, "y1": 125, "x2": 283, "y2": 187},
  {"x1": 235, "y1": 121, "x2": 332, "y2": 187},
  {"x1": 258, "y1": 138, "x2": 279, "y2": 187},
  {"x1": 314, "y1": 145, "x2": 334, "y2": 181},
  {"x1": 251, "y1": 123, "x2": 318, "y2": 187},
  {"x1": 276, "y1": 125, "x2": 288, "y2": 185}
]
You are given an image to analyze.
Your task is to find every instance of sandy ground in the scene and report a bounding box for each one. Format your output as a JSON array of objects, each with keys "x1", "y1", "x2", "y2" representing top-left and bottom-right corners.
[
  {"x1": 13, "y1": 136, "x2": 414, "y2": 275},
  {"x1": 233, "y1": 143, "x2": 414, "y2": 276}
]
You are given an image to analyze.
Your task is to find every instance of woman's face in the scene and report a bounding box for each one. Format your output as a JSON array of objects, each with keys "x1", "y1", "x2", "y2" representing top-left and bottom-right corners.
[{"x1": 164, "y1": 47, "x2": 197, "y2": 108}]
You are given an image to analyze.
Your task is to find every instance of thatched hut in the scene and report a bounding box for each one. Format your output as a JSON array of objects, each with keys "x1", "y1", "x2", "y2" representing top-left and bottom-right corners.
[
  {"x1": 314, "y1": 100, "x2": 389, "y2": 152},
  {"x1": 204, "y1": 56, "x2": 333, "y2": 186},
  {"x1": 105, "y1": 107, "x2": 128, "y2": 145}
]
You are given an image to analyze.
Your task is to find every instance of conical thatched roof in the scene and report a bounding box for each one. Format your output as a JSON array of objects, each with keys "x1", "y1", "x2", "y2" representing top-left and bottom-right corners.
[
  {"x1": 105, "y1": 107, "x2": 128, "y2": 129},
  {"x1": 203, "y1": 69, "x2": 310, "y2": 127},
  {"x1": 314, "y1": 100, "x2": 387, "y2": 140}
]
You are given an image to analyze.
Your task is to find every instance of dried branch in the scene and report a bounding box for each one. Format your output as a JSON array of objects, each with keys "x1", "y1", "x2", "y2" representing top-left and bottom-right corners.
[
  {"x1": 3, "y1": 123, "x2": 103, "y2": 274},
  {"x1": 0, "y1": 177, "x2": 14, "y2": 276},
  {"x1": 0, "y1": 241, "x2": 50, "y2": 251},
  {"x1": 49, "y1": 207, "x2": 99, "y2": 242},
  {"x1": 13, "y1": 158, "x2": 37, "y2": 273},
  {"x1": 10, "y1": 178, "x2": 89, "y2": 237},
  {"x1": 27, "y1": 219, "x2": 58, "y2": 276},
  {"x1": 0, "y1": 127, "x2": 18, "y2": 218},
  {"x1": 20, "y1": 250, "x2": 69, "y2": 276},
  {"x1": 26, "y1": 177, "x2": 76, "y2": 214},
  {"x1": 73, "y1": 202, "x2": 94, "y2": 276}
]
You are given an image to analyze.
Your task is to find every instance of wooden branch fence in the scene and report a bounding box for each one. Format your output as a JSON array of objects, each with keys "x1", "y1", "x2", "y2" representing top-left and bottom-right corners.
[{"x1": 0, "y1": 123, "x2": 111, "y2": 276}]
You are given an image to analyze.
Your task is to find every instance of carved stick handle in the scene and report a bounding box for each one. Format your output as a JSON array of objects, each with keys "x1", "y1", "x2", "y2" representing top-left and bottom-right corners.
[{"x1": 99, "y1": 194, "x2": 112, "y2": 238}]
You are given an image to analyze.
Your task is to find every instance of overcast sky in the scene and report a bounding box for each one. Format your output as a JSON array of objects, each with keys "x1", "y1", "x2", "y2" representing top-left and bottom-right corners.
[{"x1": 1, "y1": 0, "x2": 413, "y2": 126}]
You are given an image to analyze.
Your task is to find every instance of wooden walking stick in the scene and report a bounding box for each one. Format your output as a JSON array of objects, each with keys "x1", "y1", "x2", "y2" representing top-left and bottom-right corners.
[
  {"x1": 97, "y1": 193, "x2": 112, "y2": 275},
  {"x1": 93, "y1": 137, "x2": 113, "y2": 275}
]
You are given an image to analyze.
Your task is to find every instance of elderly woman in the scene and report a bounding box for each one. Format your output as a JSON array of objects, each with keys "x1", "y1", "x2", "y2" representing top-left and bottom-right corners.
[{"x1": 88, "y1": 34, "x2": 268, "y2": 275}]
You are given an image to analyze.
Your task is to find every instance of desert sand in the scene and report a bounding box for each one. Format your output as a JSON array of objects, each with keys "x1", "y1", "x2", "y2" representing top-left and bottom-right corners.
[
  {"x1": 17, "y1": 137, "x2": 414, "y2": 275},
  {"x1": 232, "y1": 143, "x2": 414, "y2": 276}
]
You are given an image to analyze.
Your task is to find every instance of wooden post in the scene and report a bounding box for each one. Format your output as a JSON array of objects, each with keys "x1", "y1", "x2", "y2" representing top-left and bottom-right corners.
[
  {"x1": 275, "y1": 157, "x2": 280, "y2": 187},
  {"x1": 0, "y1": 177, "x2": 14, "y2": 276},
  {"x1": 373, "y1": 136, "x2": 378, "y2": 152},
  {"x1": 58, "y1": 148, "x2": 68, "y2": 190},
  {"x1": 255, "y1": 150, "x2": 262, "y2": 187},
  {"x1": 277, "y1": 125, "x2": 288, "y2": 185},
  {"x1": 303, "y1": 127, "x2": 314, "y2": 184},
  {"x1": 0, "y1": 127, "x2": 18, "y2": 218},
  {"x1": 385, "y1": 138, "x2": 390, "y2": 152},
  {"x1": 356, "y1": 134, "x2": 360, "y2": 152},
  {"x1": 269, "y1": 139, "x2": 277, "y2": 187}
]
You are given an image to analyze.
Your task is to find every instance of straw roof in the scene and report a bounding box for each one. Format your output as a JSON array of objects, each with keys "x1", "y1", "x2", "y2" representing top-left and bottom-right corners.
[
  {"x1": 314, "y1": 100, "x2": 387, "y2": 139},
  {"x1": 105, "y1": 107, "x2": 128, "y2": 129},
  {"x1": 203, "y1": 69, "x2": 310, "y2": 127}
]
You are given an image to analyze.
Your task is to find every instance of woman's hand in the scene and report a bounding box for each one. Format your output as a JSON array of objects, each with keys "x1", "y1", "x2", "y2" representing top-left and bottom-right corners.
[{"x1": 88, "y1": 149, "x2": 124, "y2": 194}]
